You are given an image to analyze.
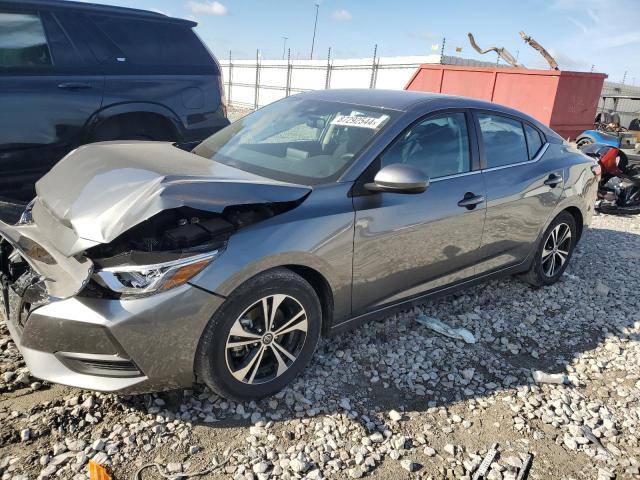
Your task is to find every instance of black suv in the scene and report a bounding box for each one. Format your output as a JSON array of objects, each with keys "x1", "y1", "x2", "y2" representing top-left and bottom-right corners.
[{"x1": 0, "y1": 0, "x2": 229, "y2": 199}]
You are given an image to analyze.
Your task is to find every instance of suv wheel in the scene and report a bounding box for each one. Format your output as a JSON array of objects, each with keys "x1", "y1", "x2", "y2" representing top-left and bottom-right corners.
[
  {"x1": 195, "y1": 269, "x2": 321, "y2": 401},
  {"x1": 521, "y1": 211, "x2": 577, "y2": 287}
]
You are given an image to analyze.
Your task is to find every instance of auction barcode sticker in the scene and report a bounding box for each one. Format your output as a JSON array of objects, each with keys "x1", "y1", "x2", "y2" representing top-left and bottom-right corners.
[{"x1": 331, "y1": 114, "x2": 388, "y2": 129}]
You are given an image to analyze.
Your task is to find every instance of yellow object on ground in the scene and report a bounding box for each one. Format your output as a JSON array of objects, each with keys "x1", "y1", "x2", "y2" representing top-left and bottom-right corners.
[{"x1": 88, "y1": 460, "x2": 113, "y2": 480}]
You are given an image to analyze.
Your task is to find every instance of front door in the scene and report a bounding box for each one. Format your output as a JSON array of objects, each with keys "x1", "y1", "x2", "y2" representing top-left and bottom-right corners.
[{"x1": 352, "y1": 111, "x2": 487, "y2": 315}]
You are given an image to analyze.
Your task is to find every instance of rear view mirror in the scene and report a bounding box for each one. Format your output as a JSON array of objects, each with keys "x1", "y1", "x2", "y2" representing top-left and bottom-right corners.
[
  {"x1": 365, "y1": 163, "x2": 429, "y2": 194},
  {"x1": 306, "y1": 116, "x2": 327, "y2": 130}
]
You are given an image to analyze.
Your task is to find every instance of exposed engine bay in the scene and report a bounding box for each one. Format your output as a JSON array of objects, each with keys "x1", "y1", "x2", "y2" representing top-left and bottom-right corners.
[{"x1": 87, "y1": 202, "x2": 294, "y2": 267}]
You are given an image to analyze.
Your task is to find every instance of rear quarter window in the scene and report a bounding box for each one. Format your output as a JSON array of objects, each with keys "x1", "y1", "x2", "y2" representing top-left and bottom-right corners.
[
  {"x1": 524, "y1": 123, "x2": 544, "y2": 159},
  {"x1": 89, "y1": 15, "x2": 213, "y2": 67}
]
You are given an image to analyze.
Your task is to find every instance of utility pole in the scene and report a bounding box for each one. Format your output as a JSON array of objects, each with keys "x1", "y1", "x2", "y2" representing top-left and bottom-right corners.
[
  {"x1": 282, "y1": 36, "x2": 288, "y2": 60},
  {"x1": 622, "y1": 71, "x2": 627, "y2": 84},
  {"x1": 310, "y1": 2, "x2": 319, "y2": 60}
]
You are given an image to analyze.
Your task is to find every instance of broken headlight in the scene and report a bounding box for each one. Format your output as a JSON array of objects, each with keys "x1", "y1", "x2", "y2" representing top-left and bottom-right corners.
[{"x1": 94, "y1": 251, "x2": 217, "y2": 298}]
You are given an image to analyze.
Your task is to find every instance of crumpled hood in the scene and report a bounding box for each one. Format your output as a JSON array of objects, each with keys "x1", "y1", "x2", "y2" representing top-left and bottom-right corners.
[{"x1": 33, "y1": 141, "x2": 311, "y2": 256}]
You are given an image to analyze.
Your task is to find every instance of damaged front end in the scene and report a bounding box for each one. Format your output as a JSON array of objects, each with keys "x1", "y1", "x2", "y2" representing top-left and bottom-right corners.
[
  {"x1": 0, "y1": 141, "x2": 311, "y2": 304},
  {"x1": 0, "y1": 216, "x2": 93, "y2": 328},
  {"x1": 82, "y1": 202, "x2": 298, "y2": 299},
  {"x1": 0, "y1": 141, "x2": 311, "y2": 391}
]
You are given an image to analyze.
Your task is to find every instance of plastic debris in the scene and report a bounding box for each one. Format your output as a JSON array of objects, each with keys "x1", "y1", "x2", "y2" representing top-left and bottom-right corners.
[
  {"x1": 133, "y1": 450, "x2": 234, "y2": 480},
  {"x1": 416, "y1": 315, "x2": 476, "y2": 344},
  {"x1": 515, "y1": 453, "x2": 534, "y2": 480},
  {"x1": 472, "y1": 442, "x2": 499, "y2": 480},
  {"x1": 88, "y1": 460, "x2": 113, "y2": 480},
  {"x1": 581, "y1": 426, "x2": 612, "y2": 457},
  {"x1": 532, "y1": 370, "x2": 568, "y2": 385}
]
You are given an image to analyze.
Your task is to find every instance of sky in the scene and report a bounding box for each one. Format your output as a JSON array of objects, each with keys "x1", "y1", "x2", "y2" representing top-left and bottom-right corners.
[{"x1": 82, "y1": 0, "x2": 639, "y2": 84}]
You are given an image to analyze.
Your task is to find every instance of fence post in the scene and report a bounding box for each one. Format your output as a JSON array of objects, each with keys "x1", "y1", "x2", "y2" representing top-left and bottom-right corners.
[
  {"x1": 254, "y1": 49, "x2": 260, "y2": 109},
  {"x1": 325, "y1": 47, "x2": 332, "y2": 89},
  {"x1": 369, "y1": 44, "x2": 378, "y2": 89},
  {"x1": 286, "y1": 48, "x2": 292, "y2": 97},
  {"x1": 227, "y1": 50, "x2": 232, "y2": 107}
]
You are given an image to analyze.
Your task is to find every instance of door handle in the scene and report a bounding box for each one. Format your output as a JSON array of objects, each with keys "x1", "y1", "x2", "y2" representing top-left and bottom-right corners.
[
  {"x1": 457, "y1": 192, "x2": 485, "y2": 209},
  {"x1": 58, "y1": 82, "x2": 92, "y2": 90},
  {"x1": 543, "y1": 173, "x2": 563, "y2": 188}
]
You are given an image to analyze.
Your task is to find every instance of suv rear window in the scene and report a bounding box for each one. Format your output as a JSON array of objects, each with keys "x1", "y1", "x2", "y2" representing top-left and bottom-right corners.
[
  {"x1": 89, "y1": 15, "x2": 213, "y2": 67},
  {"x1": 0, "y1": 13, "x2": 51, "y2": 67}
]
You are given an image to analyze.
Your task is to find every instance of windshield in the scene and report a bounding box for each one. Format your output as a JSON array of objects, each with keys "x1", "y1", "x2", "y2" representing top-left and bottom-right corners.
[{"x1": 193, "y1": 97, "x2": 398, "y2": 185}]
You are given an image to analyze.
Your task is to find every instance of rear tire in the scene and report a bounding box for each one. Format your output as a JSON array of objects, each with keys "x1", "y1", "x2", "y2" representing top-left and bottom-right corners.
[
  {"x1": 195, "y1": 268, "x2": 322, "y2": 401},
  {"x1": 521, "y1": 211, "x2": 577, "y2": 287}
]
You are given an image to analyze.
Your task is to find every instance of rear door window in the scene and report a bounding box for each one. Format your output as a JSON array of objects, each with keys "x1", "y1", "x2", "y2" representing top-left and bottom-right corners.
[
  {"x1": 524, "y1": 123, "x2": 544, "y2": 159},
  {"x1": 88, "y1": 15, "x2": 213, "y2": 67},
  {"x1": 0, "y1": 12, "x2": 52, "y2": 68},
  {"x1": 477, "y1": 113, "x2": 529, "y2": 168}
]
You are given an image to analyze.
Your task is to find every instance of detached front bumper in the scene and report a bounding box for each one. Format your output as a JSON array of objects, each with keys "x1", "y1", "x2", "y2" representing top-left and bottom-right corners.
[{"x1": 1, "y1": 218, "x2": 224, "y2": 394}]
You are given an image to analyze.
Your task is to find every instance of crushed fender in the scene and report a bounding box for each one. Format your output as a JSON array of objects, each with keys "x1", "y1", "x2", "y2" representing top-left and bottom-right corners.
[{"x1": 416, "y1": 315, "x2": 476, "y2": 344}]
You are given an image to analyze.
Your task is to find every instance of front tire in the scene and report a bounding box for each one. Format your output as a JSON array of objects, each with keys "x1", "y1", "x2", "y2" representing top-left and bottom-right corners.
[
  {"x1": 521, "y1": 211, "x2": 577, "y2": 287},
  {"x1": 195, "y1": 268, "x2": 322, "y2": 401}
]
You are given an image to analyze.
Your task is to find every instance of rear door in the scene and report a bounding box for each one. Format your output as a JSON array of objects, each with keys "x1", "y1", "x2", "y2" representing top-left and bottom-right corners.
[
  {"x1": 474, "y1": 111, "x2": 562, "y2": 273},
  {"x1": 352, "y1": 110, "x2": 487, "y2": 314},
  {"x1": 81, "y1": 13, "x2": 224, "y2": 141},
  {"x1": 0, "y1": 8, "x2": 103, "y2": 199}
]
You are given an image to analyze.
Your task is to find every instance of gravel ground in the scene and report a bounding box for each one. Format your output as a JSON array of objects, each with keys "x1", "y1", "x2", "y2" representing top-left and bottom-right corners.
[{"x1": 2, "y1": 209, "x2": 640, "y2": 479}]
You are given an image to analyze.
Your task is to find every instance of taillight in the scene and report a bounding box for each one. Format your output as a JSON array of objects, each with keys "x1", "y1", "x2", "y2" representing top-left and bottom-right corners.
[{"x1": 591, "y1": 164, "x2": 602, "y2": 176}]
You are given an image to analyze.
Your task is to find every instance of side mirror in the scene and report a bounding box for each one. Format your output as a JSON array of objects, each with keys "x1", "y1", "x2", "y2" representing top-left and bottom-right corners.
[{"x1": 365, "y1": 163, "x2": 429, "y2": 194}]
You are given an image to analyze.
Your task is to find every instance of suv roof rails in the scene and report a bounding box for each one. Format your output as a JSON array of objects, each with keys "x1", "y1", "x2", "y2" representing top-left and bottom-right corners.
[{"x1": 5, "y1": 0, "x2": 197, "y2": 26}]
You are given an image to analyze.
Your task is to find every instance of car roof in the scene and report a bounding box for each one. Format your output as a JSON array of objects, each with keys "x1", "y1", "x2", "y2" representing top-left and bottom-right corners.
[
  {"x1": 299, "y1": 89, "x2": 556, "y2": 135},
  {"x1": 5, "y1": 0, "x2": 196, "y2": 26},
  {"x1": 300, "y1": 89, "x2": 537, "y2": 116}
]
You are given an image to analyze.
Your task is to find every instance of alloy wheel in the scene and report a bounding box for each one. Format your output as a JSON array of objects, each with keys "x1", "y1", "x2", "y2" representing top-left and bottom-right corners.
[
  {"x1": 225, "y1": 294, "x2": 308, "y2": 384},
  {"x1": 541, "y1": 222, "x2": 572, "y2": 277}
]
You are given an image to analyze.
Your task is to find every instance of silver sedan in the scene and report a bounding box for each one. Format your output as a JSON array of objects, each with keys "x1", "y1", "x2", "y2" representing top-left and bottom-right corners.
[{"x1": 0, "y1": 89, "x2": 599, "y2": 400}]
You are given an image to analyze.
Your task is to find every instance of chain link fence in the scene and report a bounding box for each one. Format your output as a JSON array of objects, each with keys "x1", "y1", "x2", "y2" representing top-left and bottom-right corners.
[{"x1": 220, "y1": 47, "x2": 640, "y2": 129}]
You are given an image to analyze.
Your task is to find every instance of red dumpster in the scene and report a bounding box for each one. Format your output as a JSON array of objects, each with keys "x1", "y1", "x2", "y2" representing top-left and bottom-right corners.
[{"x1": 405, "y1": 64, "x2": 607, "y2": 139}]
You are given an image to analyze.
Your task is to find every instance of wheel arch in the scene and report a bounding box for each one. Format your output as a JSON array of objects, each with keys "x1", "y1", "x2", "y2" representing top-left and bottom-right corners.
[
  {"x1": 84, "y1": 102, "x2": 184, "y2": 142},
  {"x1": 536, "y1": 195, "x2": 590, "y2": 252},
  {"x1": 576, "y1": 134, "x2": 595, "y2": 146},
  {"x1": 283, "y1": 264, "x2": 335, "y2": 336},
  {"x1": 563, "y1": 205, "x2": 584, "y2": 242},
  {"x1": 191, "y1": 251, "x2": 347, "y2": 334}
]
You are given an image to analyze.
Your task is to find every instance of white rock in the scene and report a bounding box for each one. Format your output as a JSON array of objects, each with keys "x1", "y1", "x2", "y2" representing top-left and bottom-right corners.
[{"x1": 388, "y1": 410, "x2": 402, "y2": 421}]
